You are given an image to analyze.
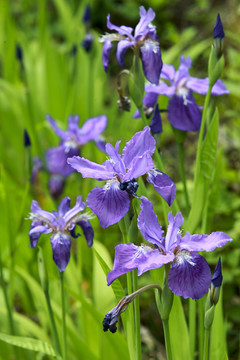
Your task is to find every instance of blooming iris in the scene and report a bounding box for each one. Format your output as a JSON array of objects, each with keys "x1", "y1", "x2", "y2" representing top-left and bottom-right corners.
[
  {"x1": 46, "y1": 114, "x2": 107, "y2": 177},
  {"x1": 100, "y1": 6, "x2": 162, "y2": 85},
  {"x1": 28, "y1": 196, "x2": 94, "y2": 272},
  {"x1": 137, "y1": 55, "x2": 229, "y2": 132},
  {"x1": 107, "y1": 197, "x2": 232, "y2": 300},
  {"x1": 68, "y1": 127, "x2": 176, "y2": 228}
]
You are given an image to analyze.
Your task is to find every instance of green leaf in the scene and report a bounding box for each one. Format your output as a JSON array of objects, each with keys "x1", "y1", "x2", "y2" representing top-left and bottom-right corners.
[
  {"x1": 0, "y1": 333, "x2": 60, "y2": 358},
  {"x1": 210, "y1": 292, "x2": 227, "y2": 360}
]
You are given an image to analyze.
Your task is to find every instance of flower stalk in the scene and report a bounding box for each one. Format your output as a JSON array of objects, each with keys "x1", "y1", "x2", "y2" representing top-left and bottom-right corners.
[{"x1": 60, "y1": 272, "x2": 67, "y2": 360}]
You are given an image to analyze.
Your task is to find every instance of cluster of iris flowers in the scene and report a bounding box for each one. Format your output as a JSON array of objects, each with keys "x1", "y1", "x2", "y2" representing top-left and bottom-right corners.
[{"x1": 27, "y1": 5, "x2": 232, "y2": 358}]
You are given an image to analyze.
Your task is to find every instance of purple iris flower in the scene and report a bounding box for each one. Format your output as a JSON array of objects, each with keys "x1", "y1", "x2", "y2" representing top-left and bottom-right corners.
[
  {"x1": 135, "y1": 55, "x2": 229, "y2": 132},
  {"x1": 68, "y1": 127, "x2": 176, "y2": 228},
  {"x1": 100, "y1": 6, "x2": 162, "y2": 85},
  {"x1": 28, "y1": 196, "x2": 94, "y2": 272},
  {"x1": 107, "y1": 197, "x2": 232, "y2": 300},
  {"x1": 45, "y1": 114, "x2": 107, "y2": 177}
]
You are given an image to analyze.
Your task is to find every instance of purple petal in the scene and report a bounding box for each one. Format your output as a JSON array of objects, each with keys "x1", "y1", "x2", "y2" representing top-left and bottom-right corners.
[
  {"x1": 132, "y1": 92, "x2": 158, "y2": 119},
  {"x1": 105, "y1": 141, "x2": 125, "y2": 176},
  {"x1": 77, "y1": 218, "x2": 94, "y2": 247},
  {"x1": 211, "y1": 257, "x2": 223, "y2": 287},
  {"x1": 160, "y1": 64, "x2": 176, "y2": 82},
  {"x1": 168, "y1": 252, "x2": 211, "y2": 300},
  {"x1": 165, "y1": 212, "x2": 184, "y2": 252},
  {"x1": 134, "y1": 7, "x2": 155, "y2": 38},
  {"x1": 29, "y1": 221, "x2": 50, "y2": 248},
  {"x1": 67, "y1": 156, "x2": 113, "y2": 180},
  {"x1": 87, "y1": 180, "x2": 130, "y2": 228},
  {"x1": 187, "y1": 77, "x2": 229, "y2": 96},
  {"x1": 214, "y1": 14, "x2": 224, "y2": 39},
  {"x1": 168, "y1": 93, "x2": 202, "y2": 132},
  {"x1": 180, "y1": 231, "x2": 232, "y2": 253},
  {"x1": 30, "y1": 200, "x2": 56, "y2": 224},
  {"x1": 102, "y1": 40, "x2": 113, "y2": 73},
  {"x1": 46, "y1": 145, "x2": 79, "y2": 177},
  {"x1": 106, "y1": 14, "x2": 133, "y2": 37},
  {"x1": 174, "y1": 55, "x2": 192, "y2": 83},
  {"x1": 122, "y1": 127, "x2": 155, "y2": 170},
  {"x1": 50, "y1": 233, "x2": 71, "y2": 272},
  {"x1": 94, "y1": 138, "x2": 107, "y2": 153},
  {"x1": 67, "y1": 115, "x2": 79, "y2": 134},
  {"x1": 48, "y1": 175, "x2": 65, "y2": 199},
  {"x1": 116, "y1": 39, "x2": 133, "y2": 67},
  {"x1": 140, "y1": 40, "x2": 162, "y2": 84},
  {"x1": 58, "y1": 197, "x2": 71, "y2": 218},
  {"x1": 145, "y1": 82, "x2": 175, "y2": 97},
  {"x1": 77, "y1": 115, "x2": 107, "y2": 145},
  {"x1": 46, "y1": 115, "x2": 68, "y2": 140},
  {"x1": 125, "y1": 153, "x2": 154, "y2": 180},
  {"x1": 211, "y1": 80, "x2": 229, "y2": 95},
  {"x1": 63, "y1": 196, "x2": 85, "y2": 225},
  {"x1": 146, "y1": 169, "x2": 176, "y2": 206},
  {"x1": 150, "y1": 104, "x2": 162, "y2": 134},
  {"x1": 137, "y1": 196, "x2": 164, "y2": 249}
]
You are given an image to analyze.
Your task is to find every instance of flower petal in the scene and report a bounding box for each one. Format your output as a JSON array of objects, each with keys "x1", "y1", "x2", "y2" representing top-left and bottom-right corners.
[
  {"x1": 116, "y1": 39, "x2": 133, "y2": 67},
  {"x1": 124, "y1": 153, "x2": 154, "y2": 180},
  {"x1": 137, "y1": 196, "x2": 164, "y2": 249},
  {"x1": 160, "y1": 64, "x2": 176, "y2": 82},
  {"x1": 180, "y1": 231, "x2": 232, "y2": 252},
  {"x1": 134, "y1": 7, "x2": 155, "y2": 38},
  {"x1": 168, "y1": 252, "x2": 211, "y2": 300},
  {"x1": 146, "y1": 169, "x2": 176, "y2": 206},
  {"x1": 132, "y1": 92, "x2": 158, "y2": 119},
  {"x1": 46, "y1": 145, "x2": 79, "y2": 177},
  {"x1": 187, "y1": 77, "x2": 229, "y2": 96},
  {"x1": 77, "y1": 218, "x2": 94, "y2": 247},
  {"x1": 30, "y1": 200, "x2": 56, "y2": 224},
  {"x1": 140, "y1": 40, "x2": 162, "y2": 84},
  {"x1": 58, "y1": 197, "x2": 71, "y2": 218},
  {"x1": 145, "y1": 82, "x2": 176, "y2": 97},
  {"x1": 102, "y1": 40, "x2": 113, "y2": 73},
  {"x1": 50, "y1": 233, "x2": 71, "y2": 272},
  {"x1": 63, "y1": 196, "x2": 85, "y2": 225},
  {"x1": 77, "y1": 115, "x2": 107, "y2": 145},
  {"x1": 107, "y1": 14, "x2": 133, "y2": 37},
  {"x1": 165, "y1": 212, "x2": 184, "y2": 252},
  {"x1": 48, "y1": 175, "x2": 65, "y2": 199},
  {"x1": 122, "y1": 127, "x2": 155, "y2": 169},
  {"x1": 174, "y1": 55, "x2": 192, "y2": 83},
  {"x1": 168, "y1": 93, "x2": 202, "y2": 132},
  {"x1": 87, "y1": 180, "x2": 130, "y2": 228},
  {"x1": 29, "y1": 221, "x2": 51, "y2": 248},
  {"x1": 67, "y1": 156, "x2": 113, "y2": 180},
  {"x1": 150, "y1": 104, "x2": 162, "y2": 134},
  {"x1": 67, "y1": 115, "x2": 79, "y2": 134},
  {"x1": 46, "y1": 115, "x2": 68, "y2": 140}
]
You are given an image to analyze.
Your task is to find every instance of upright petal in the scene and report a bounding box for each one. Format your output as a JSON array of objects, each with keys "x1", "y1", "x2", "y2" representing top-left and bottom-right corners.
[
  {"x1": 77, "y1": 218, "x2": 94, "y2": 247},
  {"x1": 146, "y1": 169, "x2": 176, "y2": 206},
  {"x1": 134, "y1": 7, "x2": 155, "y2": 38},
  {"x1": 174, "y1": 55, "x2": 192, "y2": 84},
  {"x1": 122, "y1": 127, "x2": 155, "y2": 169},
  {"x1": 105, "y1": 141, "x2": 125, "y2": 176},
  {"x1": 160, "y1": 64, "x2": 176, "y2": 82},
  {"x1": 116, "y1": 39, "x2": 133, "y2": 67},
  {"x1": 125, "y1": 153, "x2": 154, "y2": 180},
  {"x1": 107, "y1": 14, "x2": 133, "y2": 37},
  {"x1": 102, "y1": 40, "x2": 113, "y2": 73},
  {"x1": 140, "y1": 40, "x2": 162, "y2": 84},
  {"x1": 46, "y1": 115, "x2": 68, "y2": 140},
  {"x1": 137, "y1": 196, "x2": 164, "y2": 248},
  {"x1": 67, "y1": 115, "x2": 79, "y2": 134},
  {"x1": 50, "y1": 232, "x2": 71, "y2": 272},
  {"x1": 150, "y1": 104, "x2": 162, "y2": 134},
  {"x1": 87, "y1": 180, "x2": 130, "y2": 228},
  {"x1": 67, "y1": 156, "x2": 113, "y2": 180},
  {"x1": 63, "y1": 196, "x2": 85, "y2": 226},
  {"x1": 168, "y1": 252, "x2": 211, "y2": 300},
  {"x1": 165, "y1": 212, "x2": 184, "y2": 252},
  {"x1": 77, "y1": 115, "x2": 107, "y2": 145},
  {"x1": 187, "y1": 77, "x2": 229, "y2": 96},
  {"x1": 168, "y1": 93, "x2": 202, "y2": 132},
  {"x1": 179, "y1": 231, "x2": 232, "y2": 253},
  {"x1": 30, "y1": 200, "x2": 56, "y2": 224},
  {"x1": 46, "y1": 145, "x2": 79, "y2": 177},
  {"x1": 58, "y1": 197, "x2": 71, "y2": 218}
]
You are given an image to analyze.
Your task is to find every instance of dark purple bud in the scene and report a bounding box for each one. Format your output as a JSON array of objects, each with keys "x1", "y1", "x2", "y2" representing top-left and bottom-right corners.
[
  {"x1": 150, "y1": 104, "x2": 162, "y2": 134},
  {"x1": 120, "y1": 178, "x2": 138, "y2": 196},
  {"x1": 48, "y1": 175, "x2": 65, "y2": 199},
  {"x1": 82, "y1": 4, "x2": 91, "y2": 25},
  {"x1": 211, "y1": 257, "x2": 223, "y2": 288},
  {"x1": 24, "y1": 129, "x2": 31, "y2": 147},
  {"x1": 16, "y1": 44, "x2": 23, "y2": 62},
  {"x1": 214, "y1": 14, "x2": 224, "y2": 40},
  {"x1": 70, "y1": 44, "x2": 78, "y2": 56},
  {"x1": 103, "y1": 296, "x2": 130, "y2": 333},
  {"x1": 81, "y1": 33, "x2": 93, "y2": 53},
  {"x1": 77, "y1": 219, "x2": 94, "y2": 247}
]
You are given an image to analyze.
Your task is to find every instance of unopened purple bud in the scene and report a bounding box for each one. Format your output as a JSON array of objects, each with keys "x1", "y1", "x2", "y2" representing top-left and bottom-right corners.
[
  {"x1": 70, "y1": 44, "x2": 78, "y2": 56},
  {"x1": 214, "y1": 14, "x2": 224, "y2": 40},
  {"x1": 16, "y1": 44, "x2": 23, "y2": 62},
  {"x1": 103, "y1": 296, "x2": 130, "y2": 333},
  {"x1": 211, "y1": 257, "x2": 223, "y2": 288},
  {"x1": 82, "y1": 4, "x2": 91, "y2": 25},
  {"x1": 48, "y1": 175, "x2": 65, "y2": 199},
  {"x1": 150, "y1": 104, "x2": 162, "y2": 134},
  {"x1": 24, "y1": 129, "x2": 31, "y2": 147},
  {"x1": 81, "y1": 33, "x2": 93, "y2": 53}
]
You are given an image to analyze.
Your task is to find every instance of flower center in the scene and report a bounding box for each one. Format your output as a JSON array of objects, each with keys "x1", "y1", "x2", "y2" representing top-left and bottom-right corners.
[{"x1": 119, "y1": 178, "x2": 139, "y2": 196}]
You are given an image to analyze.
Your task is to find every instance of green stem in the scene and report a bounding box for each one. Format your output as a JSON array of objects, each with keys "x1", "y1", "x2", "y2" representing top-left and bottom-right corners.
[
  {"x1": 198, "y1": 298, "x2": 204, "y2": 360},
  {"x1": 60, "y1": 272, "x2": 67, "y2": 360},
  {"x1": 138, "y1": 105, "x2": 148, "y2": 127},
  {"x1": 44, "y1": 290, "x2": 61, "y2": 355},
  {"x1": 162, "y1": 319, "x2": 172, "y2": 360},
  {"x1": 189, "y1": 299, "x2": 196, "y2": 359},
  {"x1": 178, "y1": 142, "x2": 190, "y2": 213},
  {"x1": 88, "y1": 55, "x2": 94, "y2": 118},
  {"x1": 203, "y1": 329, "x2": 210, "y2": 360},
  {"x1": 132, "y1": 269, "x2": 141, "y2": 360}
]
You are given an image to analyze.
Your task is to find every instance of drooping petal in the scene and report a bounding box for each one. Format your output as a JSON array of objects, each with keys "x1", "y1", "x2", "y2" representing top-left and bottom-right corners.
[
  {"x1": 29, "y1": 221, "x2": 51, "y2": 248},
  {"x1": 132, "y1": 92, "x2": 158, "y2": 119},
  {"x1": 137, "y1": 196, "x2": 164, "y2": 249},
  {"x1": 122, "y1": 127, "x2": 155, "y2": 169},
  {"x1": 116, "y1": 39, "x2": 134, "y2": 67},
  {"x1": 168, "y1": 252, "x2": 211, "y2": 300},
  {"x1": 46, "y1": 115, "x2": 68, "y2": 140},
  {"x1": 67, "y1": 156, "x2": 113, "y2": 180},
  {"x1": 150, "y1": 104, "x2": 162, "y2": 134},
  {"x1": 168, "y1": 93, "x2": 202, "y2": 132},
  {"x1": 134, "y1": 7, "x2": 155, "y2": 38},
  {"x1": 106, "y1": 14, "x2": 133, "y2": 37},
  {"x1": 145, "y1": 82, "x2": 176, "y2": 97},
  {"x1": 50, "y1": 232, "x2": 71, "y2": 272},
  {"x1": 160, "y1": 64, "x2": 176, "y2": 82},
  {"x1": 124, "y1": 153, "x2": 154, "y2": 180},
  {"x1": 164, "y1": 212, "x2": 184, "y2": 252},
  {"x1": 87, "y1": 180, "x2": 130, "y2": 228},
  {"x1": 187, "y1": 77, "x2": 229, "y2": 96},
  {"x1": 140, "y1": 40, "x2": 162, "y2": 84},
  {"x1": 146, "y1": 169, "x2": 176, "y2": 206},
  {"x1": 30, "y1": 200, "x2": 56, "y2": 224},
  {"x1": 77, "y1": 218, "x2": 94, "y2": 247},
  {"x1": 46, "y1": 145, "x2": 79, "y2": 177},
  {"x1": 102, "y1": 40, "x2": 113, "y2": 73},
  {"x1": 107, "y1": 243, "x2": 173, "y2": 285},
  {"x1": 63, "y1": 196, "x2": 85, "y2": 226},
  {"x1": 77, "y1": 115, "x2": 107, "y2": 145},
  {"x1": 179, "y1": 231, "x2": 232, "y2": 253}
]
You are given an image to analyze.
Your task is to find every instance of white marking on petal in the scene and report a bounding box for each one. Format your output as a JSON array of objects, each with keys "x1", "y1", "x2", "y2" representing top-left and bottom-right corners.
[{"x1": 175, "y1": 250, "x2": 196, "y2": 266}]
